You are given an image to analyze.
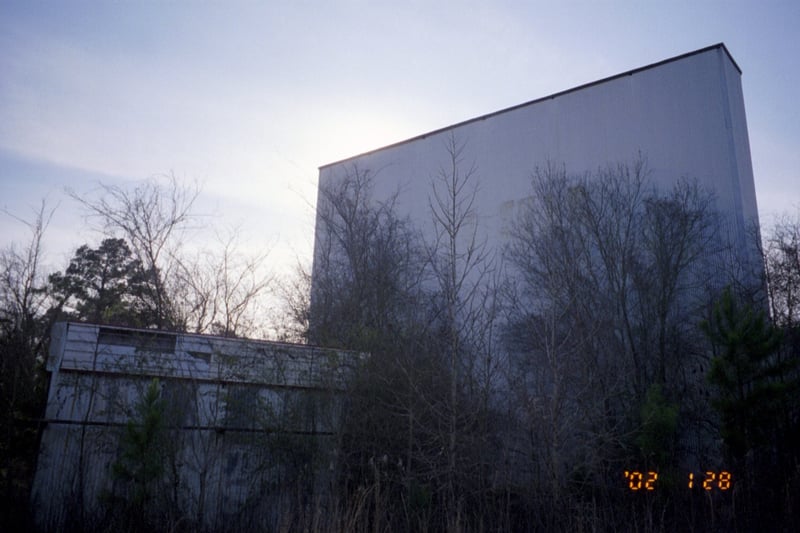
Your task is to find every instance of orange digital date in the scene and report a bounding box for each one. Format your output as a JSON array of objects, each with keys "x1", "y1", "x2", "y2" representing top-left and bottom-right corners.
[
  {"x1": 624, "y1": 470, "x2": 732, "y2": 491},
  {"x1": 688, "y1": 471, "x2": 732, "y2": 490},
  {"x1": 623, "y1": 470, "x2": 658, "y2": 491}
]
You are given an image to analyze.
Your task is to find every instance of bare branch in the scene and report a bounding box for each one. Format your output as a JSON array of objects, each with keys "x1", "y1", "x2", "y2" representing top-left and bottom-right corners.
[{"x1": 68, "y1": 174, "x2": 201, "y2": 328}]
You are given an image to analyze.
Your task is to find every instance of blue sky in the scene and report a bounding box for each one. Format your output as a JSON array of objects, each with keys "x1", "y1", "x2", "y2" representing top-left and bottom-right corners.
[{"x1": 1, "y1": 0, "x2": 798, "y2": 275}]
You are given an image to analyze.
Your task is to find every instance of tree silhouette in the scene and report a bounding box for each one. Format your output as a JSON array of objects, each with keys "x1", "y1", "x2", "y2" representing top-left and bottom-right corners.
[{"x1": 49, "y1": 238, "x2": 152, "y2": 326}]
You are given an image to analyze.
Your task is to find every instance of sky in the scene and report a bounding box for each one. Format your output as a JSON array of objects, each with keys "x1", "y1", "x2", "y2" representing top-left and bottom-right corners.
[{"x1": 1, "y1": 0, "x2": 798, "y2": 282}]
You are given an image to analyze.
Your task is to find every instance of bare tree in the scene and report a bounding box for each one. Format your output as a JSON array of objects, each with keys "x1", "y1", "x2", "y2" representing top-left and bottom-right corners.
[
  {"x1": 505, "y1": 163, "x2": 609, "y2": 521},
  {"x1": 309, "y1": 165, "x2": 423, "y2": 348},
  {"x1": 426, "y1": 133, "x2": 499, "y2": 529},
  {"x1": 172, "y1": 228, "x2": 273, "y2": 338},
  {"x1": 0, "y1": 200, "x2": 56, "y2": 531},
  {"x1": 763, "y1": 210, "x2": 800, "y2": 328},
  {"x1": 505, "y1": 159, "x2": 720, "y2": 528},
  {"x1": 304, "y1": 165, "x2": 459, "y2": 530},
  {"x1": 271, "y1": 263, "x2": 313, "y2": 343},
  {"x1": 69, "y1": 174, "x2": 200, "y2": 328},
  {"x1": 0, "y1": 201, "x2": 56, "y2": 333}
]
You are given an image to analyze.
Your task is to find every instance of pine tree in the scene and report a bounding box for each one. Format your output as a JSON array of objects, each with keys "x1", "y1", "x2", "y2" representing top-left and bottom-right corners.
[{"x1": 701, "y1": 288, "x2": 786, "y2": 458}]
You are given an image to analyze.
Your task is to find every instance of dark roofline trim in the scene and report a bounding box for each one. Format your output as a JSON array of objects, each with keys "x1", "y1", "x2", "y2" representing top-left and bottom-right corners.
[
  {"x1": 61, "y1": 321, "x2": 361, "y2": 355},
  {"x1": 319, "y1": 43, "x2": 739, "y2": 171}
]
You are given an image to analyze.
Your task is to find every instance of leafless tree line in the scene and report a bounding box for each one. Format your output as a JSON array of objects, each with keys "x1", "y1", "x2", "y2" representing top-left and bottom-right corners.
[
  {"x1": 2, "y1": 141, "x2": 799, "y2": 530},
  {"x1": 297, "y1": 138, "x2": 799, "y2": 531},
  {"x1": 1, "y1": 176, "x2": 274, "y2": 531}
]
